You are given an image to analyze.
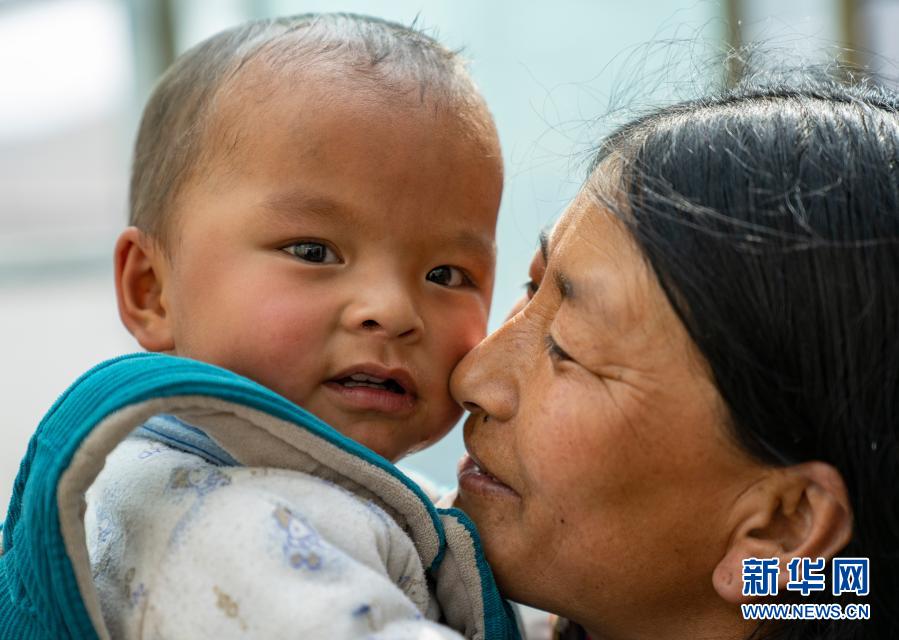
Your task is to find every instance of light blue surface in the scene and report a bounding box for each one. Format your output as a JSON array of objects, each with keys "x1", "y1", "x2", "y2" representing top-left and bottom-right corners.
[{"x1": 134, "y1": 414, "x2": 241, "y2": 466}]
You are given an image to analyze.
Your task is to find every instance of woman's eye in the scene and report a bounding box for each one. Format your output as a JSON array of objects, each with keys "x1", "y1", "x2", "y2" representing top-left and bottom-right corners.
[
  {"x1": 523, "y1": 280, "x2": 539, "y2": 299},
  {"x1": 427, "y1": 265, "x2": 472, "y2": 288},
  {"x1": 544, "y1": 334, "x2": 572, "y2": 362},
  {"x1": 284, "y1": 242, "x2": 340, "y2": 264}
]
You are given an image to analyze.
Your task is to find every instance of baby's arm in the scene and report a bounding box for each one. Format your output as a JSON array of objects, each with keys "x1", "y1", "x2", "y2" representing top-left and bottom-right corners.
[{"x1": 87, "y1": 439, "x2": 463, "y2": 639}]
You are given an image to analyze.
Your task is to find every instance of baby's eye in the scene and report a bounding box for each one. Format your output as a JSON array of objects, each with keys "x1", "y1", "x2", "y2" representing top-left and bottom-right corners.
[
  {"x1": 523, "y1": 280, "x2": 539, "y2": 300},
  {"x1": 284, "y1": 242, "x2": 340, "y2": 264},
  {"x1": 426, "y1": 265, "x2": 472, "y2": 288}
]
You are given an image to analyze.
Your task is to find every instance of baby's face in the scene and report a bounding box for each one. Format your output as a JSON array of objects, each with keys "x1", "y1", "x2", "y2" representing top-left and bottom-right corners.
[{"x1": 159, "y1": 71, "x2": 502, "y2": 461}]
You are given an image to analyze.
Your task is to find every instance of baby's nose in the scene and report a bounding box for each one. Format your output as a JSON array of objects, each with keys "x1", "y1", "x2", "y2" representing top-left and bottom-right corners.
[
  {"x1": 360, "y1": 317, "x2": 419, "y2": 340},
  {"x1": 342, "y1": 288, "x2": 424, "y2": 341}
]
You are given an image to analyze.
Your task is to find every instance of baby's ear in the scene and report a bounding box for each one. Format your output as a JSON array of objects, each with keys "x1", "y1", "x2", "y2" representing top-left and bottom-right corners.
[
  {"x1": 114, "y1": 227, "x2": 175, "y2": 351},
  {"x1": 712, "y1": 461, "x2": 852, "y2": 604}
]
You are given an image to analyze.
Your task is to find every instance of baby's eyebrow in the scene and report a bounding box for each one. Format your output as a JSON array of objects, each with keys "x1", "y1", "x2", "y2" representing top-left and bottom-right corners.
[
  {"x1": 447, "y1": 230, "x2": 496, "y2": 260},
  {"x1": 260, "y1": 190, "x2": 349, "y2": 222}
]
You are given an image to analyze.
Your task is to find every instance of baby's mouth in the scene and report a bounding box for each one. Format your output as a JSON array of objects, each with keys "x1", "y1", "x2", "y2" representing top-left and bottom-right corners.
[
  {"x1": 333, "y1": 373, "x2": 406, "y2": 395},
  {"x1": 324, "y1": 365, "x2": 418, "y2": 415}
]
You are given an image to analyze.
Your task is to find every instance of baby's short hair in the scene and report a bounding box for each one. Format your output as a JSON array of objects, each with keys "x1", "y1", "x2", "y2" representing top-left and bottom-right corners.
[{"x1": 130, "y1": 13, "x2": 487, "y2": 249}]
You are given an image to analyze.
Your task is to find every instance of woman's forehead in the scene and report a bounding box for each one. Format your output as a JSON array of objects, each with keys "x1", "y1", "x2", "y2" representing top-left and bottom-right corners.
[
  {"x1": 545, "y1": 192, "x2": 695, "y2": 347},
  {"x1": 546, "y1": 190, "x2": 635, "y2": 266}
]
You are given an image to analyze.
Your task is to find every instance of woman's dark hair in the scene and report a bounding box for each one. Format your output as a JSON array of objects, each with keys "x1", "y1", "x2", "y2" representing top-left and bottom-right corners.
[{"x1": 590, "y1": 74, "x2": 899, "y2": 639}]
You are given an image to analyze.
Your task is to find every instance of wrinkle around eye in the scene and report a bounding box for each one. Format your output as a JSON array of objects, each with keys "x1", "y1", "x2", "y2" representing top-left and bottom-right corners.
[{"x1": 547, "y1": 325, "x2": 638, "y2": 390}]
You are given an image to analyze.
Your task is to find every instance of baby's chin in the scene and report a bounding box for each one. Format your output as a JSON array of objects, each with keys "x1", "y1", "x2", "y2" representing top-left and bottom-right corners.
[
  {"x1": 324, "y1": 410, "x2": 459, "y2": 463},
  {"x1": 279, "y1": 385, "x2": 462, "y2": 462},
  {"x1": 340, "y1": 420, "x2": 450, "y2": 463}
]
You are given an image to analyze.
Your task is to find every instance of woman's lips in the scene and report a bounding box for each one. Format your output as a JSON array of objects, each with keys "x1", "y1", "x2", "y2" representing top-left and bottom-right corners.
[{"x1": 457, "y1": 453, "x2": 520, "y2": 499}]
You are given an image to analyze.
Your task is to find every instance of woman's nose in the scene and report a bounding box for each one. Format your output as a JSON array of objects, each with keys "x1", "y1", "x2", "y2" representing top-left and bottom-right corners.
[
  {"x1": 450, "y1": 319, "x2": 521, "y2": 423},
  {"x1": 341, "y1": 282, "x2": 424, "y2": 342}
]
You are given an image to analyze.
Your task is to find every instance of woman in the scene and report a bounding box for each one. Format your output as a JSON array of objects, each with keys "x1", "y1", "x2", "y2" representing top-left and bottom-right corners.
[{"x1": 451, "y1": 76, "x2": 898, "y2": 639}]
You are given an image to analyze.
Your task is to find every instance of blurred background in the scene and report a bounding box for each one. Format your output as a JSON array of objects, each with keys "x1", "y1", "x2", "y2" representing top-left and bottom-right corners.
[{"x1": 2, "y1": 0, "x2": 898, "y2": 508}]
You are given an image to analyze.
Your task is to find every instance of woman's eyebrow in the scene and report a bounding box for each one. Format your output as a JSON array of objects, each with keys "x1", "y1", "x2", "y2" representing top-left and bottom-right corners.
[
  {"x1": 555, "y1": 270, "x2": 574, "y2": 302},
  {"x1": 539, "y1": 229, "x2": 550, "y2": 263},
  {"x1": 538, "y1": 229, "x2": 575, "y2": 302}
]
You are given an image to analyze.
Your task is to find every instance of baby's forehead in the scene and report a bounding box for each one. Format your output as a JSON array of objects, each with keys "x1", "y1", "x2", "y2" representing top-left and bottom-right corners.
[
  {"x1": 201, "y1": 57, "x2": 498, "y2": 178},
  {"x1": 215, "y1": 53, "x2": 481, "y2": 128}
]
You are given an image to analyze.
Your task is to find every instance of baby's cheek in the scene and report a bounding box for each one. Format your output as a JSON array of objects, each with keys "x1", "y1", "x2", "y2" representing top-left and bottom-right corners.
[
  {"x1": 432, "y1": 313, "x2": 485, "y2": 408},
  {"x1": 253, "y1": 297, "x2": 327, "y2": 347},
  {"x1": 212, "y1": 298, "x2": 327, "y2": 401},
  {"x1": 412, "y1": 313, "x2": 483, "y2": 445},
  {"x1": 445, "y1": 307, "x2": 490, "y2": 364}
]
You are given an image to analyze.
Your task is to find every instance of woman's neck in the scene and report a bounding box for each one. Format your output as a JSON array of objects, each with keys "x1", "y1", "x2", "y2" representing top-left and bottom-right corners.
[{"x1": 580, "y1": 603, "x2": 758, "y2": 640}]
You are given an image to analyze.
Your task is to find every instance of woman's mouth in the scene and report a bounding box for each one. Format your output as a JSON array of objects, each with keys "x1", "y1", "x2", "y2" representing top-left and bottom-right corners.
[{"x1": 457, "y1": 453, "x2": 520, "y2": 499}]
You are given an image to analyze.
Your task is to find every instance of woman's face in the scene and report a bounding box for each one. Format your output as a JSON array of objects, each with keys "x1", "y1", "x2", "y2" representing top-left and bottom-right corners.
[{"x1": 450, "y1": 190, "x2": 765, "y2": 638}]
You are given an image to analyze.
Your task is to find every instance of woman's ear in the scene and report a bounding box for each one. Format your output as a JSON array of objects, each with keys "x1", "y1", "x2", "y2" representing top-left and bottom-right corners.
[
  {"x1": 114, "y1": 227, "x2": 175, "y2": 352},
  {"x1": 712, "y1": 461, "x2": 852, "y2": 604}
]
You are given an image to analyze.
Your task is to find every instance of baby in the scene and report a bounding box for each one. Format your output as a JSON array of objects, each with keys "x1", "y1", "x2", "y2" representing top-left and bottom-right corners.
[
  {"x1": 116, "y1": 13, "x2": 501, "y2": 463},
  {"x1": 88, "y1": 12, "x2": 504, "y2": 639}
]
